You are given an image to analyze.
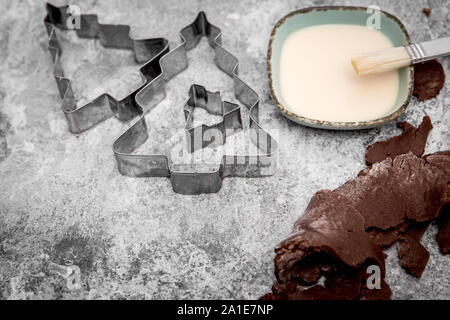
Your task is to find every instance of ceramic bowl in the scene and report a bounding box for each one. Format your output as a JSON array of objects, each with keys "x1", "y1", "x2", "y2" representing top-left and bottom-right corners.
[{"x1": 267, "y1": 6, "x2": 414, "y2": 130}]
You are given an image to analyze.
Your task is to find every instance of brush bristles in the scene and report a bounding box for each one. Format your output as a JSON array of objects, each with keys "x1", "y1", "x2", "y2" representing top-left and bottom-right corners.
[{"x1": 351, "y1": 46, "x2": 411, "y2": 76}]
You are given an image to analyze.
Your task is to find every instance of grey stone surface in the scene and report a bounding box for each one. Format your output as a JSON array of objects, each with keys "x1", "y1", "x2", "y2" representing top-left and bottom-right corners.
[{"x1": 0, "y1": 0, "x2": 449, "y2": 300}]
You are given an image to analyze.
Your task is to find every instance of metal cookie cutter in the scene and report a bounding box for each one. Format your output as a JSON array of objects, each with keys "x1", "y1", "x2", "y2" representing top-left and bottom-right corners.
[
  {"x1": 45, "y1": 3, "x2": 278, "y2": 194},
  {"x1": 44, "y1": 3, "x2": 169, "y2": 133},
  {"x1": 184, "y1": 84, "x2": 242, "y2": 153},
  {"x1": 113, "y1": 11, "x2": 278, "y2": 194}
]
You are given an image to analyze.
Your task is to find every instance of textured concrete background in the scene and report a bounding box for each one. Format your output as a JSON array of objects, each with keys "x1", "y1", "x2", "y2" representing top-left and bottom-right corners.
[{"x1": 0, "y1": 0, "x2": 449, "y2": 300}]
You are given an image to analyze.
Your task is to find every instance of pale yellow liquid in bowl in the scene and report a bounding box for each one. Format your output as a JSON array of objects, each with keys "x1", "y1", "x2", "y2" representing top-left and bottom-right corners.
[{"x1": 280, "y1": 24, "x2": 399, "y2": 122}]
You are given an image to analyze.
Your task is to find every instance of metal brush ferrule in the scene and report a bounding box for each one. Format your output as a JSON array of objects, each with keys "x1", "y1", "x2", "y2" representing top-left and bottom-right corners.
[
  {"x1": 405, "y1": 43, "x2": 426, "y2": 63},
  {"x1": 406, "y1": 37, "x2": 450, "y2": 64}
]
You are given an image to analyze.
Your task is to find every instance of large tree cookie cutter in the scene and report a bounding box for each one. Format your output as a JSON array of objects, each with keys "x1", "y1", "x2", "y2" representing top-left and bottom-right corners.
[
  {"x1": 44, "y1": 3, "x2": 169, "y2": 133},
  {"x1": 45, "y1": 3, "x2": 278, "y2": 194}
]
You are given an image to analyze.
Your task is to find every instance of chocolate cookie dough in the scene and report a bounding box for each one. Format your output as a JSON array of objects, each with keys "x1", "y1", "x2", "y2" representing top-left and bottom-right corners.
[
  {"x1": 436, "y1": 203, "x2": 450, "y2": 254},
  {"x1": 422, "y1": 8, "x2": 431, "y2": 17},
  {"x1": 266, "y1": 190, "x2": 388, "y2": 300},
  {"x1": 365, "y1": 116, "x2": 433, "y2": 165},
  {"x1": 366, "y1": 221, "x2": 410, "y2": 248},
  {"x1": 336, "y1": 152, "x2": 446, "y2": 230},
  {"x1": 263, "y1": 118, "x2": 449, "y2": 300},
  {"x1": 424, "y1": 151, "x2": 450, "y2": 255},
  {"x1": 413, "y1": 60, "x2": 445, "y2": 101},
  {"x1": 398, "y1": 222, "x2": 431, "y2": 278},
  {"x1": 335, "y1": 150, "x2": 449, "y2": 277}
]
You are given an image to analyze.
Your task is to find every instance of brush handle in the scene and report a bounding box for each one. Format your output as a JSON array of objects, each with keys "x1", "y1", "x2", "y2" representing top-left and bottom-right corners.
[{"x1": 406, "y1": 37, "x2": 450, "y2": 63}]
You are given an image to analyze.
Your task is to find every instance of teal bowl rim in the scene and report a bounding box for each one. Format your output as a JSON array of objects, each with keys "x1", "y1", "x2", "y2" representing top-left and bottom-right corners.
[{"x1": 267, "y1": 6, "x2": 414, "y2": 130}]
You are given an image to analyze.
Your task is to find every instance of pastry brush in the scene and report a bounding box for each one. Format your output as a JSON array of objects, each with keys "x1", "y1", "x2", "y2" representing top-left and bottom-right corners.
[{"x1": 351, "y1": 37, "x2": 450, "y2": 76}]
